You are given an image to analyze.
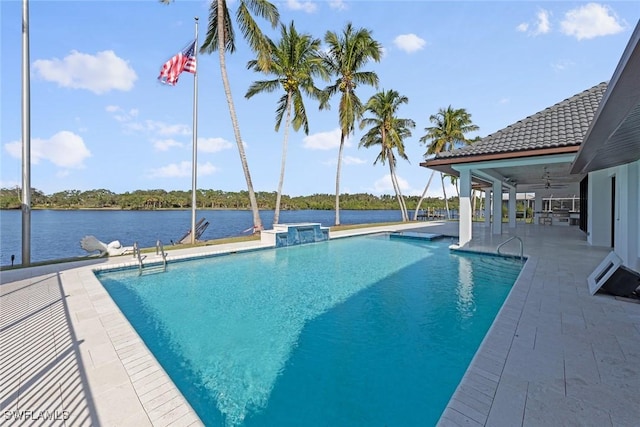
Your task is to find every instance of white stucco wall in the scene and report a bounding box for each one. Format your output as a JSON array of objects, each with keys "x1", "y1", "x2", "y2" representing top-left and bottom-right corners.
[
  {"x1": 637, "y1": 160, "x2": 640, "y2": 271},
  {"x1": 588, "y1": 169, "x2": 612, "y2": 247},
  {"x1": 620, "y1": 160, "x2": 640, "y2": 271},
  {"x1": 588, "y1": 160, "x2": 640, "y2": 271}
]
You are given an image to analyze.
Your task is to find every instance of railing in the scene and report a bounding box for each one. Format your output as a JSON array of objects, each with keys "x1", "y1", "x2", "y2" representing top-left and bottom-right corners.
[
  {"x1": 133, "y1": 242, "x2": 144, "y2": 275},
  {"x1": 132, "y1": 240, "x2": 167, "y2": 275},
  {"x1": 156, "y1": 240, "x2": 167, "y2": 272},
  {"x1": 497, "y1": 236, "x2": 524, "y2": 261}
]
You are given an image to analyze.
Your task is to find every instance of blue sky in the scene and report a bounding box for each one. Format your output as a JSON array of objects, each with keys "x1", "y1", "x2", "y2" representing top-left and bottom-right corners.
[{"x1": 1, "y1": 1, "x2": 638, "y2": 198}]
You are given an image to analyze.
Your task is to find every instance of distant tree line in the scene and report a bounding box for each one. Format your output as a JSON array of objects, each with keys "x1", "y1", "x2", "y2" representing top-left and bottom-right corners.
[{"x1": 0, "y1": 187, "x2": 459, "y2": 212}]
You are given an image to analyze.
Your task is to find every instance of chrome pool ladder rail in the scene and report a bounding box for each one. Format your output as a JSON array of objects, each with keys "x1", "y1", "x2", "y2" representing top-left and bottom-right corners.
[
  {"x1": 133, "y1": 241, "x2": 145, "y2": 275},
  {"x1": 156, "y1": 240, "x2": 167, "y2": 272},
  {"x1": 132, "y1": 241, "x2": 167, "y2": 275},
  {"x1": 497, "y1": 236, "x2": 524, "y2": 261}
]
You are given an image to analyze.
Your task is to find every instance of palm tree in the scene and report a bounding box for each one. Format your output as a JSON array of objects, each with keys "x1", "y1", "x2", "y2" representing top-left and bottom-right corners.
[
  {"x1": 245, "y1": 21, "x2": 327, "y2": 226},
  {"x1": 359, "y1": 90, "x2": 415, "y2": 221},
  {"x1": 415, "y1": 106, "x2": 479, "y2": 220},
  {"x1": 322, "y1": 23, "x2": 382, "y2": 225},
  {"x1": 200, "y1": 0, "x2": 280, "y2": 233}
]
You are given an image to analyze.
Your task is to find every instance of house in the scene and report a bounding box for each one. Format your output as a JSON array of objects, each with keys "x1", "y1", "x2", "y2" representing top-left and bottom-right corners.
[
  {"x1": 571, "y1": 21, "x2": 640, "y2": 273},
  {"x1": 423, "y1": 20, "x2": 640, "y2": 275}
]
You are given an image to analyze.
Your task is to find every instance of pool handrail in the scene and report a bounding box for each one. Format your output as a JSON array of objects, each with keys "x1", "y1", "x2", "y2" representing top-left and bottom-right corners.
[
  {"x1": 497, "y1": 236, "x2": 524, "y2": 261},
  {"x1": 156, "y1": 240, "x2": 167, "y2": 272}
]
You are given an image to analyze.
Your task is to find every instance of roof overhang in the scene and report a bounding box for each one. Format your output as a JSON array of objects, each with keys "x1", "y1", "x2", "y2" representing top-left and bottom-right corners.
[
  {"x1": 571, "y1": 21, "x2": 640, "y2": 174},
  {"x1": 421, "y1": 152, "x2": 580, "y2": 196},
  {"x1": 421, "y1": 146, "x2": 579, "y2": 176}
]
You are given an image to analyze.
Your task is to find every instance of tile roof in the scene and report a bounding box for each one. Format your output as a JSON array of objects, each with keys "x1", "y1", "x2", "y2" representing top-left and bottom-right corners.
[{"x1": 434, "y1": 82, "x2": 608, "y2": 160}]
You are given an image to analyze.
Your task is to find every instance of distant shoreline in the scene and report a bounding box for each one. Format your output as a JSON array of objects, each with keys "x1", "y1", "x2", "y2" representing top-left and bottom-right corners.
[
  {"x1": 0, "y1": 189, "x2": 456, "y2": 212},
  {"x1": 0, "y1": 207, "x2": 252, "y2": 211},
  {"x1": 0, "y1": 207, "x2": 400, "y2": 212}
]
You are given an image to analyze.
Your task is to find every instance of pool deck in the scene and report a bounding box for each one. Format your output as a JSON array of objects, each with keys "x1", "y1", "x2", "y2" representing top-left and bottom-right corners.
[{"x1": 1, "y1": 222, "x2": 639, "y2": 426}]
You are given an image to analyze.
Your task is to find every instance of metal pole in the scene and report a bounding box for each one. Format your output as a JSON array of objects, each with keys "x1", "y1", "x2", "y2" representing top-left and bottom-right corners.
[
  {"x1": 190, "y1": 17, "x2": 199, "y2": 244},
  {"x1": 21, "y1": 0, "x2": 31, "y2": 266}
]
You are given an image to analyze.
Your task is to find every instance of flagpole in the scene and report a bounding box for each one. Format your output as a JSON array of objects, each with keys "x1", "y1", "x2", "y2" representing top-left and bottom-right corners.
[
  {"x1": 21, "y1": 0, "x2": 31, "y2": 266},
  {"x1": 190, "y1": 17, "x2": 199, "y2": 244}
]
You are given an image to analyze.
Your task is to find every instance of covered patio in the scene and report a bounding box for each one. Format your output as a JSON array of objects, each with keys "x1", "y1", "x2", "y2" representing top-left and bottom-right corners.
[
  {"x1": 423, "y1": 21, "x2": 639, "y2": 276},
  {"x1": 422, "y1": 82, "x2": 607, "y2": 248}
]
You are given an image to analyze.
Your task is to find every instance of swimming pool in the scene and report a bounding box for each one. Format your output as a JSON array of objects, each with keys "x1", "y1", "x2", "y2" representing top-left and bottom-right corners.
[{"x1": 97, "y1": 234, "x2": 523, "y2": 426}]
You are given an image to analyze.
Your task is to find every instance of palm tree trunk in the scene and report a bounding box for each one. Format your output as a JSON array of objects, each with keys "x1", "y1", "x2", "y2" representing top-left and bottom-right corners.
[
  {"x1": 413, "y1": 169, "x2": 436, "y2": 220},
  {"x1": 388, "y1": 163, "x2": 402, "y2": 220},
  {"x1": 217, "y1": 0, "x2": 263, "y2": 233},
  {"x1": 440, "y1": 172, "x2": 450, "y2": 219},
  {"x1": 335, "y1": 132, "x2": 345, "y2": 226},
  {"x1": 388, "y1": 158, "x2": 408, "y2": 221},
  {"x1": 274, "y1": 92, "x2": 293, "y2": 226}
]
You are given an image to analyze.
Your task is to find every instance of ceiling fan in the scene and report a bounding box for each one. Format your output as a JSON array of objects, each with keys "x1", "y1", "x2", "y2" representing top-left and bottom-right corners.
[{"x1": 527, "y1": 167, "x2": 567, "y2": 190}]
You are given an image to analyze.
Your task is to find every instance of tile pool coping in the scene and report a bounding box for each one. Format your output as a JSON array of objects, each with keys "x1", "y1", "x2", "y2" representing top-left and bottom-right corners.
[
  {"x1": 0, "y1": 222, "x2": 424, "y2": 426},
  {"x1": 2, "y1": 221, "x2": 639, "y2": 426},
  {"x1": 437, "y1": 225, "x2": 640, "y2": 426}
]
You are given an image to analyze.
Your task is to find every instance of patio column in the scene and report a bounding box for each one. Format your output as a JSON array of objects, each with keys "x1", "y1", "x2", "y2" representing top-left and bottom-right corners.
[
  {"x1": 534, "y1": 193, "x2": 543, "y2": 224},
  {"x1": 484, "y1": 188, "x2": 492, "y2": 227},
  {"x1": 492, "y1": 180, "x2": 502, "y2": 234},
  {"x1": 459, "y1": 169, "x2": 472, "y2": 246},
  {"x1": 508, "y1": 186, "x2": 517, "y2": 228}
]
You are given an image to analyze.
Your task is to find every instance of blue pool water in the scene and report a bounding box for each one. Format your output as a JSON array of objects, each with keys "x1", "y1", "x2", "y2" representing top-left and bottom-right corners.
[{"x1": 97, "y1": 234, "x2": 522, "y2": 426}]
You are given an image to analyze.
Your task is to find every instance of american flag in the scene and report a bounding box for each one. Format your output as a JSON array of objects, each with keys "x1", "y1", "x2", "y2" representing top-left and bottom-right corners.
[{"x1": 158, "y1": 40, "x2": 197, "y2": 86}]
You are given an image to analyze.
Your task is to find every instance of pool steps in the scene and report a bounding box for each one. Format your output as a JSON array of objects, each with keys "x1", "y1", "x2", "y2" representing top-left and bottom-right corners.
[{"x1": 389, "y1": 231, "x2": 445, "y2": 241}]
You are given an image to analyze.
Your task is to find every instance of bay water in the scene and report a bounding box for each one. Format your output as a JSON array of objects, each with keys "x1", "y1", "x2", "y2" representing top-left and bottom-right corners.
[{"x1": 0, "y1": 209, "x2": 404, "y2": 265}]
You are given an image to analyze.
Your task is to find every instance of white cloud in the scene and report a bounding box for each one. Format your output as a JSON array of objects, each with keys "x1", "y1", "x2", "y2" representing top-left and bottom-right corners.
[
  {"x1": 106, "y1": 105, "x2": 139, "y2": 123},
  {"x1": 198, "y1": 162, "x2": 217, "y2": 175},
  {"x1": 143, "y1": 120, "x2": 191, "y2": 136},
  {"x1": 413, "y1": 179, "x2": 455, "y2": 198},
  {"x1": 147, "y1": 161, "x2": 217, "y2": 178},
  {"x1": 4, "y1": 131, "x2": 91, "y2": 168},
  {"x1": 393, "y1": 34, "x2": 426, "y2": 53},
  {"x1": 106, "y1": 107, "x2": 190, "y2": 139},
  {"x1": 535, "y1": 9, "x2": 551, "y2": 35},
  {"x1": 148, "y1": 161, "x2": 191, "y2": 178},
  {"x1": 343, "y1": 156, "x2": 366, "y2": 165},
  {"x1": 498, "y1": 98, "x2": 510, "y2": 105},
  {"x1": 322, "y1": 155, "x2": 371, "y2": 167},
  {"x1": 551, "y1": 59, "x2": 574, "y2": 71},
  {"x1": 153, "y1": 138, "x2": 184, "y2": 151},
  {"x1": 373, "y1": 174, "x2": 454, "y2": 197},
  {"x1": 33, "y1": 50, "x2": 137, "y2": 94},
  {"x1": 373, "y1": 174, "x2": 400, "y2": 194},
  {"x1": 517, "y1": 9, "x2": 551, "y2": 36},
  {"x1": 303, "y1": 128, "x2": 350, "y2": 150},
  {"x1": 560, "y1": 3, "x2": 625, "y2": 40},
  {"x1": 329, "y1": 0, "x2": 347, "y2": 11},
  {"x1": 198, "y1": 137, "x2": 233, "y2": 153},
  {"x1": 286, "y1": 0, "x2": 316, "y2": 13}
]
